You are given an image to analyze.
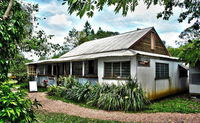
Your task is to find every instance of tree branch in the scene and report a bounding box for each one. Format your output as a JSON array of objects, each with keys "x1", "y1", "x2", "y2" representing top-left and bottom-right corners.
[{"x1": 3, "y1": 0, "x2": 14, "y2": 20}]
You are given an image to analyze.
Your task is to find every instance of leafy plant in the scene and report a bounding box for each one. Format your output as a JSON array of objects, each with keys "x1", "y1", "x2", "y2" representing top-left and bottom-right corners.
[
  {"x1": 0, "y1": 81, "x2": 41, "y2": 122},
  {"x1": 88, "y1": 78, "x2": 149, "y2": 111},
  {"x1": 47, "y1": 86, "x2": 66, "y2": 97},
  {"x1": 48, "y1": 76, "x2": 149, "y2": 111},
  {"x1": 57, "y1": 75, "x2": 80, "y2": 88}
]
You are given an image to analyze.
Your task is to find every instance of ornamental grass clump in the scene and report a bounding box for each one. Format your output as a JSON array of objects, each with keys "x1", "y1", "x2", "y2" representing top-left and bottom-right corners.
[
  {"x1": 88, "y1": 78, "x2": 149, "y2": 111},
  {"x1": 47, "y1": 76, "x2": 149, "y2": 111}
]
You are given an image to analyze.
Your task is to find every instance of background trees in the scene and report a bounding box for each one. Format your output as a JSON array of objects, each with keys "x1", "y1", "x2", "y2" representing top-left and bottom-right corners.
[
  {"x1": 0, "y1": 0, "x2": 61, "y2": 81},
  {"x1": 53, "y1": 21, "x2": 119, "y2": 58}
]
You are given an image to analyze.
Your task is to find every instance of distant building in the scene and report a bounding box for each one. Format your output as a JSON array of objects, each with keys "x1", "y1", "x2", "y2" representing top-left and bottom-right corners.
[{"x1": 27, "y1": 27, "x2": 188, "y2": 100}]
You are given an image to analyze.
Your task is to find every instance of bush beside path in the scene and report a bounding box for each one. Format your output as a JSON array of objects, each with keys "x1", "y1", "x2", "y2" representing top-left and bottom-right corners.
[{"x1": 28, "y1": 92, "x2": 200, "y2": 123}]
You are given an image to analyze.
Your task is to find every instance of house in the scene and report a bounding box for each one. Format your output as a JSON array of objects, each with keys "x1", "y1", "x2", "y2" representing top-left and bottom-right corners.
[
  {"x1": 27, "y1": 27, "x2": 188, "y2": 100},
  {"x1": 189, "y1": 63, "x2": 200, "y2": 95}
]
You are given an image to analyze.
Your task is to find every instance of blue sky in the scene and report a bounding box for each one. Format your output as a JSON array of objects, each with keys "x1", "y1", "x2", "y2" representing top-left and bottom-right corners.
[{"x1": 25, "y1": 0, "x2": 190, "y2": 59}]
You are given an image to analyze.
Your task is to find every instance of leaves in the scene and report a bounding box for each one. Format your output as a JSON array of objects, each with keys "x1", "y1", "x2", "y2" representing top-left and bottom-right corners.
[
  {"x1": 0, "y1": 81, "x2": 41, "y2": 122},
  {"x1": 48, "y1": 76, "x2": 149, "y2": 111},
  {"x1": 178, "y1": 39, "x2": 200, "y2": 66}
]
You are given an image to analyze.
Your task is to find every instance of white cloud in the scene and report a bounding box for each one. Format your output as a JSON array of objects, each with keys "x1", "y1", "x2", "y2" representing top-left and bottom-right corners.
[
  {"x1": 47, "y1": 14, "x2": 72, "y2": 26},
  {"x1": 160, "y1": 32, "x2": 180, "y2": 48},
  {"x1": 38, "y1": 1, "x2": 67, "y2": 14}
]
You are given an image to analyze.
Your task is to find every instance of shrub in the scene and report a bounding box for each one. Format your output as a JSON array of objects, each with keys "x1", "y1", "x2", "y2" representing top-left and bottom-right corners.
[
  {"x1": 57, "y1": 75, "x2": 80, "y2": 88},
  {"x1": 47, "y1": 86, "x2": 66, "y2": 97},
  {"x1": 64, "y1": 82, "x2": 94, "y2": 102},
  {"x1": 48, "y1": 76, "x2": 149, "y2": 112},
  {"x1": 88, "y1": 78, "x2": 149, "y2": 111},
  {"x1": 0, "y1": 81, "x2": 40, "y2": 122}
]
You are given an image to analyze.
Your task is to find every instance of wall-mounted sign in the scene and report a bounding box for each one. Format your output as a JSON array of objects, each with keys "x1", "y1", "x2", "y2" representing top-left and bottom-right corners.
[
  {"x1": 29, "y1": 81, "x2": 38, "y2": 92},
  {"x1": 137, "y1": 56, "x2": 150, "y2": 67}
]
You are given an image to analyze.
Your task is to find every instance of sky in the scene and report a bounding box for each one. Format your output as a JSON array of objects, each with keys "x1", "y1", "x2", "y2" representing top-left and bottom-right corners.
[{"x1": 24, "y1": 0, "x2": 191, "y2": 60}]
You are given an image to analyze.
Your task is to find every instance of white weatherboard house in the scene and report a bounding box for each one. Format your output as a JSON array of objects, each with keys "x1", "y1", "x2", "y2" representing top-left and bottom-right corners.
[{"x1": 27, "y1": 27, "x2": 188, "y2": 100}]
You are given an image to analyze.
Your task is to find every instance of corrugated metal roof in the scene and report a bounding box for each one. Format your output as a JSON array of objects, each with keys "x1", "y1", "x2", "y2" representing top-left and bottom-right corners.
[
  {"x1": 27, "y1": 50, "x2": 136, "y2": 65},
  {"x1": 60, "y1": 27, "x2": 153, "y2": 58},
  {"x1": 27, "y1": 49, "x2": 179, "y2": 65}
]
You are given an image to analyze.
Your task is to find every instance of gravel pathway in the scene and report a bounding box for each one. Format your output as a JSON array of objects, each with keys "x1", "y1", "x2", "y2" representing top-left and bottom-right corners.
[{"x1": 28, "y1": 92, "x2": 200, "y2": 123}]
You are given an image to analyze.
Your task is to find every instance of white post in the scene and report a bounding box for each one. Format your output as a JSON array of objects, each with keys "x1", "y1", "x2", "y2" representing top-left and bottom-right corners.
[
  {"x1": 51, "y1": 64, "x2": 53, "y2": 75},
  {"x1": 70, "y1": 61, "x2": 72, "y2": 75},
  {"x1": 82, "y1": 61, "x2": 85, "y2": 76},
  {"x1": 43, "y1": 65, "x2": 46, "y2": 75}
]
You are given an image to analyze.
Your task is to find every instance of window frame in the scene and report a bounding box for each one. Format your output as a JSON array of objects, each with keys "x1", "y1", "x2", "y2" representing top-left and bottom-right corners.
[
  {"x1": 104, "y1": 61, "x2": 130, "y2": 79},
  {"x1": 155, "y1": 62, "x2": 169, "y2": 80}
]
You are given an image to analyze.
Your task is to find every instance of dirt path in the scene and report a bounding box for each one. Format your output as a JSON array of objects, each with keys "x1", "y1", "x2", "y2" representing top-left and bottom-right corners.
[{"x1": 28, "y1": 92, "x2": 200, "y2": 123}]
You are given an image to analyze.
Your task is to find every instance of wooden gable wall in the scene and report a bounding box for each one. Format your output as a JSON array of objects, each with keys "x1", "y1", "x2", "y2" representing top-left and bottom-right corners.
[{"x1": 129, "y1": 30, "x2": 170, "y2": 56}]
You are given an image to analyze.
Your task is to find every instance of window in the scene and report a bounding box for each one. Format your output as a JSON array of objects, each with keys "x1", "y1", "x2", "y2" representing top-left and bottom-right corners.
[
  {"x1": 104, "y1": 61, "x2": 130, "y2": 78},
  {"x1": 104, "y1": 62, "x2": 112, "y2": 77},
  {"x1": 72, "y1": 61, "x2": 82, "y2": 76},
  {"x1": 113, "y1": 62, "x2": 120, "y2": 77},
  {"x1": 156, "y1": 63, "x2": 169, "y2": 79},
  {"x1": 85, "y1": 60, "x2": 97, "y2": 76},
  {"x1": 53, "y1": 64, "x2": 57, "y2": 75},
  {"x1": 28, "y1": 65, "x2": 36, "y2": 75},
  {"x1": 65, "y1": 62, "x2": 70, "y2": 75},
  {"x1": 38, "y1": 65, "x2": 45, "y2": 75},
  {"x1": 122, "y1": 62, "x2": 130, "y2": 77},
  {"x1": 179, "y1": 65, "x2": 188, "y2": 78},
  {"x1": 47, "y1": 65, "x2": 52, "y2": 75}
]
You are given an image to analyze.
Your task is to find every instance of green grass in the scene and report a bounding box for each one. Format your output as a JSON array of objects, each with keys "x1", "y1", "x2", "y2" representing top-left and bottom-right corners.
[
  {"x1": 144, "y1": 96, "x2": 200, "y2": 113},
  {"x1": 34, "y1": 111, "x2": 122, "y2": 123},
  {"x1": 48, "y1": 94, "x2": 200, "y2": 114}
]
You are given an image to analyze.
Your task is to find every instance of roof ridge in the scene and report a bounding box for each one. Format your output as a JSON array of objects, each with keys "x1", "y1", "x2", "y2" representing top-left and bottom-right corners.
[{"x1": 83, "y1": 26, "x2": 154, "y2": 44}]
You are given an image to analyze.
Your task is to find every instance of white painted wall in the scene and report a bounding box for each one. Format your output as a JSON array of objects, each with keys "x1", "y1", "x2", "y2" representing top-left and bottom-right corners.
[
  {"x1": 97, "y1": 55, "x2": 188, "y2": 99},
  {"x1": 136, "y1": 58, "x2": 188, "y2": 99}
]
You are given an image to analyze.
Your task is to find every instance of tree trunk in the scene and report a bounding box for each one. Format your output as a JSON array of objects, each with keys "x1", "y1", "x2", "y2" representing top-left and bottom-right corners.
[{"x1": 3, "y1": 0, "x2": 14, "y2": 20}]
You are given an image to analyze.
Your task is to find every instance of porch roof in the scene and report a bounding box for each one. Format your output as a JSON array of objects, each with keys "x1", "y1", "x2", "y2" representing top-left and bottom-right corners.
[
  {"x1": 27, "y1": 49, "x2": 136, "y2": 65},
  {"x1": 27, "y1": 49, "x2": 178, "y2": 65}
]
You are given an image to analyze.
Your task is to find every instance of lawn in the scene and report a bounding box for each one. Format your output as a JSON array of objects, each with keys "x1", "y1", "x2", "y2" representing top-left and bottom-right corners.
[
  {"x1": 144, "y1": 94, "x2": 200, "y2": 113},
  {"x1": 34, "y1": 111, "x2": 122, "y2": 123},
  {"x1": 49, "y1": 93, "x2": 200, "y2": 113}
]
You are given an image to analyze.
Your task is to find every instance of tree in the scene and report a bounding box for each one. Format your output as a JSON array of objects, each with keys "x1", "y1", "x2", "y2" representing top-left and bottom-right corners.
[
  {"x1": 167, "y1": 46, "x2": 181, "y2": 57},
  {"x1": 64, "y1": 0, "x2": 199, "y2": 27},
  {"x1": 0, "y1": 0, "x2": 61, "y2": 81},
  {"x1": 8, "y1": 53, "x2": 32, "y2": 83},
  {"x1": 64, "y1": 28, "x2": 88, "y2": 48},
  {"x1": 64, "y1": 21, "x2": 119, "y2": 51},
  {"x1": 83, "y1": 20, "x2": 92, "y2": 36},
  {"x1": 178, "y1": 39, "x2": 200, "y2": 66}
]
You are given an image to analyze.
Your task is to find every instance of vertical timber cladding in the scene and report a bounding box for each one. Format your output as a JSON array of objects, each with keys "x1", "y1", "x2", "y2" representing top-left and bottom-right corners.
[{"x1": 129, "y1": 30, "x2": 170, "y2": 56}]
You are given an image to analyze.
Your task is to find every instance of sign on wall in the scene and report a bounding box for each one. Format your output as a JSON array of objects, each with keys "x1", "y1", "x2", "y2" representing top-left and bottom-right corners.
[{"x1": 29, "y1": 81, "x2": 38, "y2": 92}]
